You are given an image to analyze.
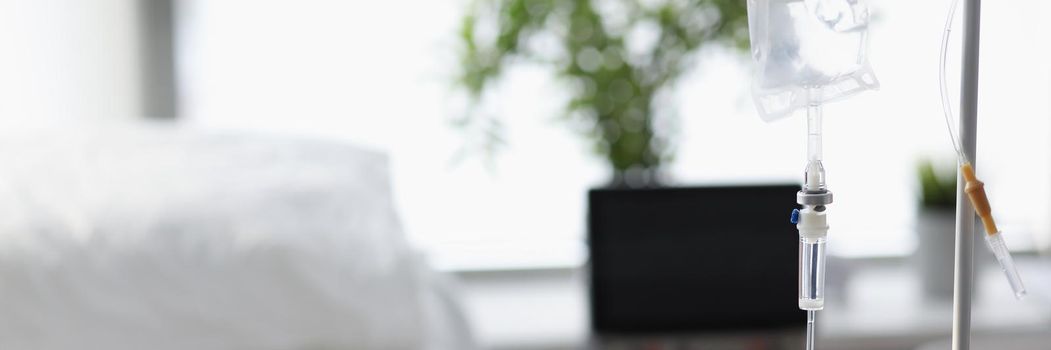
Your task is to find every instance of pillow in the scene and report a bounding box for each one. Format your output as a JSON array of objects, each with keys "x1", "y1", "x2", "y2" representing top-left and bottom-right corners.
[{"x1": 0, "y1": 122, "x2": 471, "y2": 350}]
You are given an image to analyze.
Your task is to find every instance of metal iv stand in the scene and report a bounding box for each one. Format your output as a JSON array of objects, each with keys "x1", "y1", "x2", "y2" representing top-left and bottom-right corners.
[{"x1": 953, "y1": 0, "x2": 981, "y2": 349}]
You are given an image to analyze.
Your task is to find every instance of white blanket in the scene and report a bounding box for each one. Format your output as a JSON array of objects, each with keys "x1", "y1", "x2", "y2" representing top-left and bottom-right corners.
[{"x1": 0, "y1": 122, "x2": 472, "y2": 350}]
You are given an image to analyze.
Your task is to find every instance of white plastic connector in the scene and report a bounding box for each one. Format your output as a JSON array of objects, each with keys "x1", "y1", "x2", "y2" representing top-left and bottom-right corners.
[{"x1": 796, "y1": 207, "x2": 829, "y2": 240}]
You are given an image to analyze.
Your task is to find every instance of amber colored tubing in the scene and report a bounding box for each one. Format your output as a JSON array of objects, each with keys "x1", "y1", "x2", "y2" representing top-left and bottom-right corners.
[{"x1": 960, "y1": 163, "x2": 998, "y2": 235}]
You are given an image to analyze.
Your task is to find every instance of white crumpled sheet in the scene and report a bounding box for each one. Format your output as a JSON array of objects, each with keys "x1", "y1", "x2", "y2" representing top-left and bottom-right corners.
[{"x1": 0, "y1": 122, "x2": 472, "y2": 350}]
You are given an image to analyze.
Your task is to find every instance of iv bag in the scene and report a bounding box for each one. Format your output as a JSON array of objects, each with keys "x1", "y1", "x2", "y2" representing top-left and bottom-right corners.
[{"x1": 747, "y1": 0, "x2": 879, "y2": 121}]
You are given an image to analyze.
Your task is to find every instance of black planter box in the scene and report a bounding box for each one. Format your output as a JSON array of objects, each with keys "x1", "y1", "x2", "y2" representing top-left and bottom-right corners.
[{"x1": 588, "y1": 184, "x2": 805, "y2": 335}]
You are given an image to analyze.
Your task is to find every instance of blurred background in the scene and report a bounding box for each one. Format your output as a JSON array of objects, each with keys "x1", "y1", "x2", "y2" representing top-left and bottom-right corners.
[{"x1": 1, "y1": 0, "x2": 1051, "y2": 349}]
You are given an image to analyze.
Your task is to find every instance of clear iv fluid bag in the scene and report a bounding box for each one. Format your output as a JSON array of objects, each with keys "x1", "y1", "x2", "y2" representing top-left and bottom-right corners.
[{"x1": 747, "y1": 0, "x2": 879, "y2": 121}]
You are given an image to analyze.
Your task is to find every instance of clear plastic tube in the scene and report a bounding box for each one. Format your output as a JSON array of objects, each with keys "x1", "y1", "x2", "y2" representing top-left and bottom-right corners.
[
  {"x1": 804, "y1": 104, "x2": 827, "y2": 193},
  {"x1": 805, "y1": 310, "x2": 816, "y2": 350},
  {"x1": 799, "y1": 236, "x2": 827, "y2": 310},
  {"x1": 985, "y1": 232, "x2": 1027, "y2": 299},
  {"x1": 939, "y1": 0, "x2": 967, "y2": 164},
  {"x1": 807, "y1": 104, "x2": 823, "y2": 162}
]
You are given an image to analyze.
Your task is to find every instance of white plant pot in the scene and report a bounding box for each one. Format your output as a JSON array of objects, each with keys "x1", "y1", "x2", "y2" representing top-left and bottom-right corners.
[
  {"x1": 915, "y1": 208, "x2": 956, "y2": 300},
  {"x1": 914, "y1": 208, "x2": 991, "y2": 300}
]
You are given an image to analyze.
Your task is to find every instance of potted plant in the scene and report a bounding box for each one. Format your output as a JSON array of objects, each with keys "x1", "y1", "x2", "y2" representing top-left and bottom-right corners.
[{"x1": 454, "y1": 0, "x2": 749, "y2": 187}]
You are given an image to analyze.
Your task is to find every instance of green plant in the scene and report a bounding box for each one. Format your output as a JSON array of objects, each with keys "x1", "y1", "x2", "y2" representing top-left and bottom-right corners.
[
  {"x1": 455, "y1": 0, "x2": 749, "y2": 185},
  {"x1": 918, "y1": 159, "x2": 957, "y2": 210}
]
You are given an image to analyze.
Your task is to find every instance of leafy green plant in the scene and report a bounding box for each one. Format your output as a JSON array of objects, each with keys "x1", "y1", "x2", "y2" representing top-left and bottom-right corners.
[
  {"x1": 918, "y1": 159, "x2": 957, "y2": 210},
  {"x1": 455, "y1": 0, "x2": 749, "y2": 186}
]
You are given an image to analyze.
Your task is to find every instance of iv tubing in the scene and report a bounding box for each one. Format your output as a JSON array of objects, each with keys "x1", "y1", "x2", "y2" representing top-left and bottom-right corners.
[
  {"x1": 804, "y1": 94, "x2": 827, "y2": 193},
  {"x1": 800, "y1": 95, "x2": 827, "y2": 349},
  {"x1": 805, "y1": 311, "x2": 816, "y2": 350},
  {"x1": 807, "y1": 104, "x2": 822, "y2": 162},
  {"x1": 940, "y1": 0, "x2": 967, "y2": 164},
  {"x1": 940, "y1": 0, "x2": 1026, "y2": 300}
]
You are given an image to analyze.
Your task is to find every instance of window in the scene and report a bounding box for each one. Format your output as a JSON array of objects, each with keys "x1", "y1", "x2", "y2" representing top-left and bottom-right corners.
[
  {"x1": 0, "y1": 1, "x2": 141, "y2": 120},
  {"x1": 177, "y1": 0, "x2": 1051, "y2": 270}
]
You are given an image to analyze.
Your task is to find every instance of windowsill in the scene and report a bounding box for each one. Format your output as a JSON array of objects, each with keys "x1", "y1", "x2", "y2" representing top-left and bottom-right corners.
[
  {"x1": 455, "y1": 257, "x2": 1051, "y2": 350},
  {"x1": 429, "y1": 221, "x2": 1043, "y2": 273},
  {"x1": 424, "y1": 239, "x2": 588, "y2": 273}
]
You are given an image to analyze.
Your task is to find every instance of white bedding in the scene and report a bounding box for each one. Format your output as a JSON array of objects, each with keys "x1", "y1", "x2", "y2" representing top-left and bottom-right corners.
[{"x1": 0, "y1": 122, "x2": 472, "y2": 350}]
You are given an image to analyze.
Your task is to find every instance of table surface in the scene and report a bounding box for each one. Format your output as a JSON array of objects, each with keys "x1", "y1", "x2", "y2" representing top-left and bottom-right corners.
[{"x1": 457, "y1": 257, "x2": 1051, "y2": 350}]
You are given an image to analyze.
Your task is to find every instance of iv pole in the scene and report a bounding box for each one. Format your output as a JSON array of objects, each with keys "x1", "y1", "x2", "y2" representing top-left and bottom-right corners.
[{"x1": 952, "y1": 0, "x2": 981, "y2": 348}]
